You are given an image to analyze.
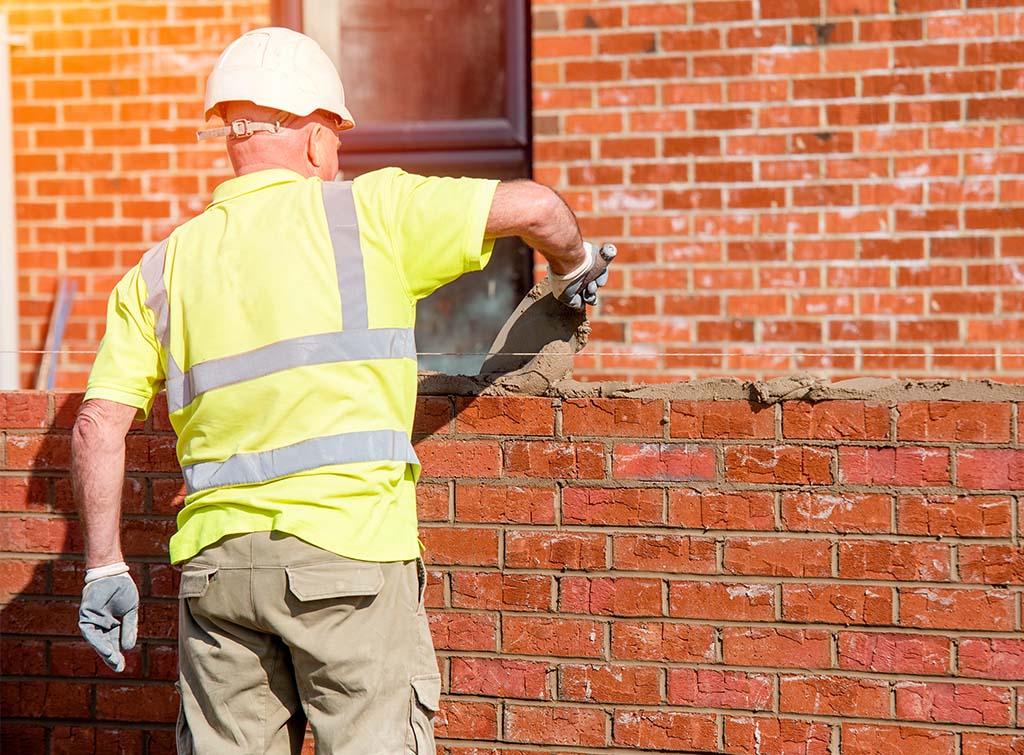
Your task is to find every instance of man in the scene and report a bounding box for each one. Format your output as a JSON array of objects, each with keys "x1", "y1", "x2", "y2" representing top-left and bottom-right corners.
[{"x1": 73, "y1": 26, "x2": 615, "y2": 755}]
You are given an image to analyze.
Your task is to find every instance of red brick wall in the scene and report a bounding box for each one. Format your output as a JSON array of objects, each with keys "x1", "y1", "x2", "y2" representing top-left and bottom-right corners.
[
  {"x1": 532, "y1": 1, "x2": 1024, "y2": 382},
  {"x1": 6, "y1": 1, "x2": 268, "y2": 390},
  {"x1": 2, "y1": 389, "x2": 1023, "y2": 753}
]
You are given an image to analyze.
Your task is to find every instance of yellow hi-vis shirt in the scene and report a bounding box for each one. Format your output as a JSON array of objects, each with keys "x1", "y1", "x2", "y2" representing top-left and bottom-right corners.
[{"x1": 84, "y1": 168, "x2": 498, "y2": 564}]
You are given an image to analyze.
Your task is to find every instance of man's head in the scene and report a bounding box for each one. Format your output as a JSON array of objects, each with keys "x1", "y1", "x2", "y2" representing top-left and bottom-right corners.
[{"x1": 197, "y1": 27, "x2": 354, "y2": 179}]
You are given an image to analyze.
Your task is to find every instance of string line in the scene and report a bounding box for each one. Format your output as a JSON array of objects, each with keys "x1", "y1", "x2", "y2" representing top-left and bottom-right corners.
[{"x1": 0, "y1": 350, "x2": 1021, "y2": 359}]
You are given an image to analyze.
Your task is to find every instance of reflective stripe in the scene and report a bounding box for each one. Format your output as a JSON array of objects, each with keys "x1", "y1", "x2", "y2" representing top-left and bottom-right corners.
[
  {"x1": 140, "y1": 239, "x2": 169, "y2": 347},
  {"x1": 165, "y1": 328, "x2": 416, "y2": 412},
  {"x1": 182, "y1": 429, "x2": 419, "y2": 494},
  {"x1": 322, "y1": 181, "x2": 369, "y2": 330}
]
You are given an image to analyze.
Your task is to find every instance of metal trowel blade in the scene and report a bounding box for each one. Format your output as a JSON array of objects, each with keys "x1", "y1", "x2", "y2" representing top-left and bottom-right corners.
[{"x1": 479, "y1": 277, "x2": 587, "y2": 376}]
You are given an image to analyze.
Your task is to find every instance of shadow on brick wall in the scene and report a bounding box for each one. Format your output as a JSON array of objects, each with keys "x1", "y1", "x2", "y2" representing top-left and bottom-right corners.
[{"x1": 1, "y1": 393, "x2": 182, "y2": 753}]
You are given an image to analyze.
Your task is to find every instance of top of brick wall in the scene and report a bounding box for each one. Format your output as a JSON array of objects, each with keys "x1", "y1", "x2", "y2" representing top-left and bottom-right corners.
[{"x1": 419, "y1": 373, "x2": 1024, "y2": 403}]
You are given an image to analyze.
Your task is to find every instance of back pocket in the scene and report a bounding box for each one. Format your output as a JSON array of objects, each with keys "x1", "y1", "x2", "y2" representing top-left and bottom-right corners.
[{"x1": 285, "y1": 560, "x2": 384, "y2": 601}]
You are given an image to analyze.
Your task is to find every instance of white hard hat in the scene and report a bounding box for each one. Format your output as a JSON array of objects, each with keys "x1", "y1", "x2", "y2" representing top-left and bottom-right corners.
[{"x1": 203, "y1": 26, "x2": 355, "y2": 130}]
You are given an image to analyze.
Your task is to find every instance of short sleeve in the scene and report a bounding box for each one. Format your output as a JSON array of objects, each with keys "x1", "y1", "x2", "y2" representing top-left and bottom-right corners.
[
  {"x1": 84, "y1": 265, "x2": 165, "y2": 420},
  {"x1": 359, "y1": 168, "x2": 499, "y2": 300}
]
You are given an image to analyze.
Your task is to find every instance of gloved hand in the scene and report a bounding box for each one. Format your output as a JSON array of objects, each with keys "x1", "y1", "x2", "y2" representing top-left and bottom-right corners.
[
  {"x1": 548, "y1": 242, "x2": 618, "y2": 310},
  {"x1": 78, "y1": 563, "x2": 139, "y2": 673}
]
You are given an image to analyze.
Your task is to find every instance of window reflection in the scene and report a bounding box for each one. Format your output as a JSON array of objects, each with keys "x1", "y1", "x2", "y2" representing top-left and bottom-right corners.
[{"x1": 303, "y1": 0, "x2": 506, "y2": 124}]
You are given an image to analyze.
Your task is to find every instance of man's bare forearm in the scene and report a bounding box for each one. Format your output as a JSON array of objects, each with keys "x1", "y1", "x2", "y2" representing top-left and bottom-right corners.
[
  {"x1": 72, "y1": 399, "x2": 138, "y2": 569},
  {"x1": 486, "y1": 180, "x2": 586, "y2": 274}
]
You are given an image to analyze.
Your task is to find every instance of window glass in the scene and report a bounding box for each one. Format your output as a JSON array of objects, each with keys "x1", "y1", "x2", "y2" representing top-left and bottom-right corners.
[{"x1": 303, "y1": 0, "x2": 507, "y2": 125}]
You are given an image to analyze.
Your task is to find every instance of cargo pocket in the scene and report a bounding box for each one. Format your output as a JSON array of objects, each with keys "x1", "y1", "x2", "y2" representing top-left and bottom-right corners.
[
  {"x1": 178, "y1": 567, "x2": 218, "y2": 600},
  {"x1": 174, "y1": 681, "x2": 194, "y2": 755},
  {"x1": 286, "y1": 560, "x2": 384, "y2": 601},
  {"x1": 409, "y1": 673, "x2": 440, "y2": 753}
]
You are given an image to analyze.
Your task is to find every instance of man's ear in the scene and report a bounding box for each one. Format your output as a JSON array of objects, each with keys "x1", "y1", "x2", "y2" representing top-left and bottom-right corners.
[{"x1": 306, "y1": 124, "x2": 324, "y2": 168}]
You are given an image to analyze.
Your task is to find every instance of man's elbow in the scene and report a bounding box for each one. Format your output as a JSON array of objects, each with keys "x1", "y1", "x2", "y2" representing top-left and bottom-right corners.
[
  {"x1": 72, "y1": 400, "x2": 132, "y2": 457},
  {"x1": 523, "y1": 183, "x2": 567, "y2": 239}
]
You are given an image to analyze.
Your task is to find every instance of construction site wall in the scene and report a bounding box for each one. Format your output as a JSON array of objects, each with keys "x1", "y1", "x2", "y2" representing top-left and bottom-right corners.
[
  {"x1": 1, "y1": 387, "x2": 1022, "y2": 754},
  {"x1": 5, "y1": 1, "x2": 1024, "y2": 388}
]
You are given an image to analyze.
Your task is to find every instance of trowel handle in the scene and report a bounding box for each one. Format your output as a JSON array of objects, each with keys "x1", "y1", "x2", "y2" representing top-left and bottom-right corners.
[{"x1": 598, "y1": 243, "x2": 618, "y2": 261}]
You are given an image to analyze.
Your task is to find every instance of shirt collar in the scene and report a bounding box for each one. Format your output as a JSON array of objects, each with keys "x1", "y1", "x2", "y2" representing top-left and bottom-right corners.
[{"x1": 208, "y1": 169, "x2": 307, "y2": 207}]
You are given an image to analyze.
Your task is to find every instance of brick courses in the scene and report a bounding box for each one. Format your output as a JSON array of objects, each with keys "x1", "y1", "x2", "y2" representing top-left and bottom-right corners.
[
  {"x1": 1, "y1": 389, "x2": 1023, "y2": 753},
  {"x1": 533, "y1": 1, "x2": 1024, "y2": 382}
]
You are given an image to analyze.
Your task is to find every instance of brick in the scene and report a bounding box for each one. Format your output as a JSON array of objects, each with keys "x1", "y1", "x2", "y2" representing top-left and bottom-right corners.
[
  {"x1": 505, "y1": 531, "x2": 605, "y2": 570},
  {"x1": 0, "y1": 515, "x2": 77, "y2": 553},
  {"x1": 780, "y1": 674, "x2": 890, "y2": 717},
  {"x1": 502, "y1": 616, "x2": 604, "y2": 659},
  {"x1": 0, "y1": 633, "x2": 47, "y2": 679},
  {"x1": 957, "y1": 450, "x2": 1024, "y2": 490},
  {"x1": 897, "y1": 494, "x2": 1011, "y2": 537},
  {"x1": 838, "y1": 540, "x2": 950, "y2": 582},
  {"x1": 725, "y1": 445, "x2": 832, "y2": 485},
  {"x1": 561, "y1": 664, "x2": 661, "y2": 704},
  {"x1": 562, "y1": 487, "x2": 662, "y2": 526},
  {"x1": 504, "y1": 705, "x2": 606, "y2": 747},
  {"x1": 451, "y1": 657, "x2": 549, "y2": 700},
  {"x1": 895, "y1": 681, "x2": 1012, "y2": 726},
  {"x1": 454, "y1": 395, "x2": 552, "y2": 436},
  {"x1": 0, "y1": 392, "x2": 49, "y2": 428},
  {"x1": 782, "y1": 583, "x2": 893, "y2": 625},
  {"x1": 420, "y1": 527, "x2": 498, "y2": 566},
  {"x1": 900, "y1": 588, "x2": 1014, "y2": 631},
  {"x1": 414, "y1": 439, "x2": 501, "y2": 478},
  {"x1": 781, "y1": 492, "x2": 891, "y2": 533},
  {"x1": 2, "y1": 680, "x2": 92, "y2": 719},
  {"x1": 505, "y1": 441, "x2": 604, "y2": 479},
  {"x1": 783, "y1": 401, "x2": 890, "y2": 440},
  {"x1": 560, "y1": 576, "x2": 663, "y2": 617},
  {"x1": 958, "y1": 544, "x2": 1024, "y2": 585},
  {"x1": 562, "y1": 398, "x2": 663, "y2": 438},
  {"x1": 613, "y1": 534, "x2": 716, "y2": 573},
  {"x1": 612, "y1": 443, "x2": 715, "y2": 481},
  {"x1": 959, "y1": 638, "x2": 1024, "y2": 681},
  {"x1": 670, "y1": 401, "x2": 773, "y2": 439},
  {"x1": 842, "y1": 724, "x2": 955, "y2": 755},
  {"x1": 611, "y1": 620, "x2": 716, "y2": 663},
  {"x1": 4, "y1": 433, "x2": 71, "y2": 470},
  {"x1": 412, "y1": 396, "x2": 451, "y2": 436},
  {"x1": 671, "y1": 669, "x2": 773, "y2": 712},
  {"x1": 839, "y1": 632, "x2": 951, "y2": 675},
  {"x1": 416, "y1": 482, "x2": 448, "y2": 521},
  {"x1": 725, "y1": 537, "x2": 831, "y2": 577},
  {"x1": 839, "y1": 447, "x2": 950, "y2": 486},
  {"x1": 897, "y1": 402, "x2": 1011, "y2": 443},
  {"x1": 612, "y1": 709, "x2": 717, "y2": 751},
  {"x1": 669, "y1": 489, "x2": 775, "y2": 530},
  {"x1": 455, "y1": 484, "x2": 555, "y2": 524},
  {"x1": 669, "y1": 581, "x2": 775, "y2": 622},
  {"x1": 451, "y1": 572, "x2": 551, "y2": 612},
  {"x1": 724, "y1": 717, "x2": 832, "y2": 755},
  {"x1": 723, "y1": 628, "x2": 831, "y2": 669},
  {"x1": 962, "y1": 734, "x2": 1024, "y2": 755}
]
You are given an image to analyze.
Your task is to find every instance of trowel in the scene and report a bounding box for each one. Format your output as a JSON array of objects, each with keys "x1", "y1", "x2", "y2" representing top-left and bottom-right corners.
[{"x1": 479, "y1": 276, "x2": 588, "y2": 379}]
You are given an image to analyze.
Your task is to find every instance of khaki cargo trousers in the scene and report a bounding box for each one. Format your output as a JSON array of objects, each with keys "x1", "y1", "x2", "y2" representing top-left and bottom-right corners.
[{"x1": 176, "y1": 531, "x2": 440, "y2": 755}]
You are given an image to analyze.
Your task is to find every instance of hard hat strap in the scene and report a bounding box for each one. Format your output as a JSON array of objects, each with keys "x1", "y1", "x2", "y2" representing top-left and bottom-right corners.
[{"x1": 195, "y1": 111, "x2": 298, "y2": 142}]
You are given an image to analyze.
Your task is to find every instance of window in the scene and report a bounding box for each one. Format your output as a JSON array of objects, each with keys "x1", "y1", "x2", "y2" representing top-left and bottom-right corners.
[{"x1": 274, "y1": 0, "x2": 532, "y2": 373}]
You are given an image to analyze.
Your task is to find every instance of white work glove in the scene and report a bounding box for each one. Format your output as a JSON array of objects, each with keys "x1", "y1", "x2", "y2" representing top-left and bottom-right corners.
[
  {"x1": 78, "y1": 562, "x2": 139, "y2": 673},
  {"x1": 548, "y1": 242, "x2": 618, "y2": 310}
]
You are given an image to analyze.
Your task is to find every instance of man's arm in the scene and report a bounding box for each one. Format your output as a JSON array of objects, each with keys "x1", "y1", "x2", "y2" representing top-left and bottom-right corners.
[
  {"x1": 72, "y1": 398, "x2": 137, "y2": 568},
  {"x1": 486, "y1": 180, "x2": 586, "y2": 275},
  {"x1": 72, "y1": 397, "x2": 141, "y2": 673},
  {"x1": 486, "y1": 179, "x2": 617, "y2": 310}
]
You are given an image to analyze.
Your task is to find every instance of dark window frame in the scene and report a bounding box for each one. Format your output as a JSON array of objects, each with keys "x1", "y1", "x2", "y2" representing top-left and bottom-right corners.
[{"x1": 271, "y1": 0, "x2": 530, "y2": 154}]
